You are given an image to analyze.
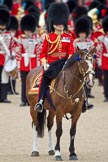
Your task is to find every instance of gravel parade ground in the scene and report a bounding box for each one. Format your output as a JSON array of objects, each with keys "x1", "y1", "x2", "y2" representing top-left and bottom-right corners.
[{"x1": 0, "y1": 79, "x2": 108, "y2": 162}]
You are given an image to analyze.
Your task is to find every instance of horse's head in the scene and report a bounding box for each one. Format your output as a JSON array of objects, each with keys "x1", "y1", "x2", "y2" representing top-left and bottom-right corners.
[{"x1": 77, "y1": 47, "x2": 96, "y2": 88}]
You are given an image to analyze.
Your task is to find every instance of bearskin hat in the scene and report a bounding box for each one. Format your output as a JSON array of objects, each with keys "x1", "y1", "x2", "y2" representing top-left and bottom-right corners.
[
  {"x1": 86, "y1": 16, "x2": 93, "y2": 30},
  {"x1": 80, "y1": 15, "x2": 93, "y2": 30},
  {"x1": 27, "y1": 6, "x2": 40, "y2": 26},
  {"x1": 48, "y1": 3, "x2": 69, "y2": 32},
  {"x1": 0, "y1": 8, "x2": 10, "y2": 26},
  {"x1": 75, "y1": 16, "x2": 91, "y2": 37},
  {"x1": 72, "y1": 6, "x2": 88, "y2": 23},
  {"x1": 44, "y1": 0, "x2": 55, "y2": 10},
  {"x1": 2, "y1": 0, "x2": 13, "y2": 10},
  {"x1": 6, "y1": 16, "x2": 18, "y2": 31},
  {"x1": 20, "y1": 14, "x2": 36, "y2": 33},
  {"x1": 0, "y1": 4, "x2": 9, "y2": 10},
  {"x1": 89, "y1": 0, "x2": 100, "y2": 10},
  {"x1": 22, "y1": 0, "x2": 35, "y2": 11},
  {"x1": 66, "y1": 0, "x2": 78, "y2": 13},
  {"x1": 102, "y1": 15, "x2": 108, "y2": 33},
  {"x1": 27, "y1": 5, "x2": 40, "y2": 16}
]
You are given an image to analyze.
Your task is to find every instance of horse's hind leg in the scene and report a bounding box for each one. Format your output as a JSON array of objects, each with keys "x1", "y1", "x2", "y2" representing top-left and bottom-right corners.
[
  {"x1": 30, "y1": 105, "x2": 40, "y2": 157},
  {"x1": 47, "y1": 111, "x2": 55, "y2": 155},
  {"x1": 31, "y1": 124, "x2": 40, "y2": 157}
]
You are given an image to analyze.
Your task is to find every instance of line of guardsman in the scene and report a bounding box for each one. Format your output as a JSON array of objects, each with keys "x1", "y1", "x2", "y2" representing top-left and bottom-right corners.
[{"x1": 0, "y1": 0, "x2": 108, "y2": 108}]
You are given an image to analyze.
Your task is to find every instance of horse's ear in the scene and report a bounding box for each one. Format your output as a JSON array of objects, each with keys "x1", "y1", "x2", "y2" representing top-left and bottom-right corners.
[
  {"x1": 77, "y1": 46, "x2": 84, "y2": 57},
  {"x1": 76, "y1": 46, "x2": 80, "y2": 52},
  {"x1": 90, "y1": 46, "x2": 97, "y2": 56},
  {"x1": 77, "y1": 46, "x2": 82, "y2": 55}
]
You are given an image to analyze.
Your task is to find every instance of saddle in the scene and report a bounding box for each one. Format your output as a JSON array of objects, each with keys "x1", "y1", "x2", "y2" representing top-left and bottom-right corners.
[{"x1": 28, "y1": 71, "x2": 55, "y2": 95}]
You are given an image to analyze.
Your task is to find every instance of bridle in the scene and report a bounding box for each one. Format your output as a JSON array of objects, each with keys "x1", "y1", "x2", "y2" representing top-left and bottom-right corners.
[
  {"x1": 78, "y1": 49, "x2": 94, "y2": 75},
  {"x1": 51, "y1": 50, "x2": 95, "y2": 104}
]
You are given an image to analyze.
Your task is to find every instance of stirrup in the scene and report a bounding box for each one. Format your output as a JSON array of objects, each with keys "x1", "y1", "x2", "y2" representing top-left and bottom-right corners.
[{"x1": 34, "y1": 99, "x2": 43, "y2": 113}]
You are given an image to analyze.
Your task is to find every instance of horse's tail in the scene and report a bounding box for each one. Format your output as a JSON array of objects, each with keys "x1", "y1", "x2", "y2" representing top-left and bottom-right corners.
[{"x1": 37, "y1": 109, "x2": 46, "y2": 138}]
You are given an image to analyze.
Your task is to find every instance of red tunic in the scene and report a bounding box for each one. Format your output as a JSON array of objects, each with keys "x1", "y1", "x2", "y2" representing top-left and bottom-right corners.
[
  {"x1": 40, "y1": 32, "x2": 74, "y2": 64},
  {"x1": 0, "y1": 31, "x2": 11, "y2": 66},
  {"x1": 96, "y1": 35, "x2": 108, "y2": 70},
  {"x1": 9, "y1": 34, "x2": 22, "y2": 62},
  {"x1": 73, "y1": 37, "x2": 94, "y2": 51},
  {"x1": 91, "y1": 30, "x2": 104, "y2": 46},
  {"x1": 19, "y1": 33, "x2": 43, "y2": 71}
]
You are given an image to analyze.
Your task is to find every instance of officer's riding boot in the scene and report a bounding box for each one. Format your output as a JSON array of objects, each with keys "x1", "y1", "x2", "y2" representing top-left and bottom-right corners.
[{"x1": 82, "y1": 99, "x2": 94, "y2": 113}]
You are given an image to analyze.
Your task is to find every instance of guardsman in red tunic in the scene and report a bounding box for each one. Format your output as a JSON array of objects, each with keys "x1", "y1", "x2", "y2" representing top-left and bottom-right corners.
[
  {"x1": 73, "y1": 16, "x2": 95, "y2": 112},
  {"x1": 87, "y1": 4, "x2": 105, "y2": 86},
  {"x1": 34, "y1": 3, "x2": 74, "y2": 113},
  {"x1": 73, "y1": 16, "x2": 94, "y2": 51},
  {"x1": 19, "y1": 14, "x2": 42, "y2": 106},
  {"x1": 96, "y1": 15, "x2": 108, "y2": 102},
  {"x1": 6, "y1": 15, "x2": 19, "y2": 95},
  {"x1": 0, "y1": 8, "x2": 11, "y2": 103}
]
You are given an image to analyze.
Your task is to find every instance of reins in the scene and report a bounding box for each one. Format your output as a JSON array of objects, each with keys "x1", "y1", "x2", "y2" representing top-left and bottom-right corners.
[
  {"x1": 50, "y1": 61, "x2": 86, "y2": 104},
  {"x1": 62, "y1": 70, "x2": 85, "y2": 103}
]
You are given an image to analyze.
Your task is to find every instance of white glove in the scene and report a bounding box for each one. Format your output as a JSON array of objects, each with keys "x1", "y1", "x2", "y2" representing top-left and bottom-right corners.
[{"x1": 43, "y1": 63, "x2": 49, "y2": 71}]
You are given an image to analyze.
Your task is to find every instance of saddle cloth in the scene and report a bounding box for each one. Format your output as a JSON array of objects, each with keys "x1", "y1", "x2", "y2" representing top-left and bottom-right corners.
[{"x1": 28, "y1": 71, "x2": 55, "y2": 95}]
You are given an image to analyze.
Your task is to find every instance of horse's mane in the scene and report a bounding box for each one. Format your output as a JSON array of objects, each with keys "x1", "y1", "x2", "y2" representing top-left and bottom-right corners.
[
  {"x1": 55, "y1": 52, "x2": 79, "y2": 87},
  {"x1": 63, "y1": 52, "x2": 79, "y2": 69}
]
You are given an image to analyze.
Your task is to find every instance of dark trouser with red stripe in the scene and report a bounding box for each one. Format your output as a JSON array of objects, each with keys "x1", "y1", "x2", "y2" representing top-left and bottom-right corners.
[
  {"x1": 20, "y1": 71, "x2": 29, "y2": 103},
  {"x1": 103, "y1": 70, "x2": 108, "y2": 98},
  {"x1": 0, "y1": 66, "x2": 3, "y2": 101}
]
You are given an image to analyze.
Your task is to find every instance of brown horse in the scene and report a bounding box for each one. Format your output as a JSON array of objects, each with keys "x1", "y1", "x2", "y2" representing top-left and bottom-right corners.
[{"x1": 26, "y1": 47, "x2": 95, "y2": 160}]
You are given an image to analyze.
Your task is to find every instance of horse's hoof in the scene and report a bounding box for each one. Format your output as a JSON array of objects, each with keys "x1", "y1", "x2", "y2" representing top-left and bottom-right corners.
[
  {"x1": 69, "y1": 153, "x2": 78, "y2": 160},
  {"x1": 49, "y1": 150, "x2": 55, "y2": 155},
  {"x1": 31, "y1": 151, "x2": 39, "y2": 157},
  {"x1": 55, "y1": 155, "x2": 63, "y2": 161}
]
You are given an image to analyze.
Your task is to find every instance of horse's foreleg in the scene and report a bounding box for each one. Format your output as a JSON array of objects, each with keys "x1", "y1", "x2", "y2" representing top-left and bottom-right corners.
[
  {"x1": 31, "y1": 124, "x2": 39, "y2": 157},
  {"x1": 47, "y1": 112, "x2": 55, "y2": 155},
  {"x1": 69, "y1": 122, "x2": 78, "y2": 160},
  {"x1": 55, "y1": 115, "x2": 63, "y2": 161}
]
